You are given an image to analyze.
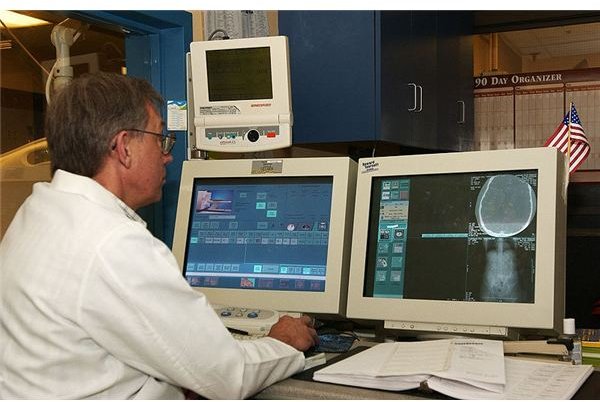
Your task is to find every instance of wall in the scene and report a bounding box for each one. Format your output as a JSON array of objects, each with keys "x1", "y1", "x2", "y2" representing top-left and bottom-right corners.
[
  {"x1": 523, "y1": 52, "x2": 600, "y2": 73},
  {"x1": 474, "y1": 69, "x2": 600, "y2": 170},
  {"x1": 189, "y1": 10, "x2": 279, "y2": 42},
  {"x1": 473, "y1": 33, "x2": 522, "y2": 76},
  {"x1": 498, "y1": 35, "x2": 522, "y2": 73}
]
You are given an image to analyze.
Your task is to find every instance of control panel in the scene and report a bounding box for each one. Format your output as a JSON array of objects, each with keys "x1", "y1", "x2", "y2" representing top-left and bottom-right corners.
[{"x1": 199, "y1": 124, "x2": 289, "y2": 152}]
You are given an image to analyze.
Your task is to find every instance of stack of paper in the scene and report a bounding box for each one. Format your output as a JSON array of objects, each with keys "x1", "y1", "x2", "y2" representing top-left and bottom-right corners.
[
  {"x1": 313, "y1": 338, "x2": 593, "y2": 399},
  {"x1": 428, "y1": 357, "x2": 593, "y2": 399}
]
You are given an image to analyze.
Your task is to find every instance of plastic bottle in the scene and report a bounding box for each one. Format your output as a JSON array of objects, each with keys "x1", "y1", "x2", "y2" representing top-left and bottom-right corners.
[{"x1": 563, "y1": 318, "x2": 582, "y2": 365}]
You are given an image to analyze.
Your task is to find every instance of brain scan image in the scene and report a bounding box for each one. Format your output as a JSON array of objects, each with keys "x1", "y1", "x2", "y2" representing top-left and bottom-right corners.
[
  {"x1": 475, "y1": 174, "x2": 536, "y2": 302},
  {"x1": 475, "y1": 174, "x2": 536, "y2": 238}
]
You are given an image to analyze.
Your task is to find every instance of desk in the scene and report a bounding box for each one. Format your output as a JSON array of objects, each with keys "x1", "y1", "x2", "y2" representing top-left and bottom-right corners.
[
  {"x1": 254, "y1": 377, "x2": 433, "y2": 399},
  {"x1": 255, "y1": 344, "x2": 435, "y2": 399},
  {"x1": 255, "y1": 371, "x2": 600, "y2": 400},
  {"x1": 254, "y1": 345, "x2": 600, "y2": 400}
]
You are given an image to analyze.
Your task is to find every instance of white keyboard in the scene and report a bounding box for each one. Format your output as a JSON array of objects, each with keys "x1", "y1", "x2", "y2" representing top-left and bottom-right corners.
[{"x1": 213, "y1": 305, "x2": 280, "y2": 335}]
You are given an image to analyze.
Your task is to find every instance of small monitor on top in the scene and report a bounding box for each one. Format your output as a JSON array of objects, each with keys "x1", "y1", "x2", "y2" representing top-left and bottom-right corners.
[
  {"x1": 346, "y1": 148, "x2": 568, "y2": 338},
  {"x1": 172, "y1": 157, "x2": 356, "y2": 332},
  {"x1": 188, "y1": 36, "x2": 292, "y2": 152}
]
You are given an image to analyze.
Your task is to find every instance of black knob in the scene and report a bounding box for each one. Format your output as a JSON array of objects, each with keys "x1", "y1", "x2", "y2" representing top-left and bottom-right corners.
[{"x1": 247, "y1": 129, "x2": 260, "y2": 142}]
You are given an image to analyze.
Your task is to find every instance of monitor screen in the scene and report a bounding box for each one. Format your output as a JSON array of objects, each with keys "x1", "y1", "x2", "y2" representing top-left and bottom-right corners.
[
  {"x1": 172, "y1": 157, "x2": 357, "y2": 316},
  {"x1": 206, "y1": 47, "x2": 273, "y2": 101},
  {"x1": 184, "y1": 176, "x2": 332, "y2": 293},
  {"x1": 364, "y1": 169, "x2": 538, "y2": 304},
  {"x1": 346, "y1": 148, "x2": 568, "y2": 337}
]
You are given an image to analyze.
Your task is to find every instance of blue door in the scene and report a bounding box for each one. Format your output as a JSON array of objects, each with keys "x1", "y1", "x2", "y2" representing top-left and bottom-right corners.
[{"x1": 71, "y1": 11, "x2": 192, "y2": 247}]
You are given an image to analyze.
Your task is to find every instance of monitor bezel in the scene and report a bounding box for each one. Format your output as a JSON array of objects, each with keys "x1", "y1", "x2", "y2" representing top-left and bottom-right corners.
[
  {"x1": 189, "y1": 36, "x2": 291, "y2": 118},
  {"x1": 346, "y1": 148, "x2": 568, "y2": 335},
  {"x1": 172, "y1": 157, "x2": 357, "y2": 316}
]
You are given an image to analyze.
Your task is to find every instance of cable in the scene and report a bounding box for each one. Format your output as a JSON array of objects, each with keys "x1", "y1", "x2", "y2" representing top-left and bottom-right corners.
[
  {"x1": 0, "y1": 18, "x2": 51, "y2": 76},
  {"x1": 45, "y1": 61, "x2": 57, "y2": 103},
  {"x1": 208, "y1": 29, "x2": 230, "y2": 41}
]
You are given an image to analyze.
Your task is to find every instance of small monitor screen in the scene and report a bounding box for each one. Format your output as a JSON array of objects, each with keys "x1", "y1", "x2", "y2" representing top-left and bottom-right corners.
[
  {"x1": 183, "y1": 177, "x2": 333, "y2": 292},
  {"x1": 364, "y1": 169, "x2": 538, "y2": 304},
  {"x1": 206, "y1": 46, "x2": 273, "y2": 101}
]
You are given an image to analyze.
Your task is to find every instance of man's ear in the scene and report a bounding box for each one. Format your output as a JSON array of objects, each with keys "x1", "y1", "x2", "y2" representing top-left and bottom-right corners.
[{"x1": 111, "y1": 130, "x2": 132, "y2": 168}]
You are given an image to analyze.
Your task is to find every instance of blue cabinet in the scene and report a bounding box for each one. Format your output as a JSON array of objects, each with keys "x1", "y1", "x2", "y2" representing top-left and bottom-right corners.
[
  {"x1": 436, "y1": 12, "x2": 475, "y2": 151},
  {"x1": 279, "y1": 11, "x2": 473, "y2": 151},
  {"x1": 279, "y1": 11, "x2": 377, "y2": 144}
]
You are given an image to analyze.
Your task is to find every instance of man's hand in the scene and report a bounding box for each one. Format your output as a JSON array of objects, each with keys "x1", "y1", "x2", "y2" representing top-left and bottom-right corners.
[{"x1": 267, "y1": 315, "x2": 318, "y2": 351}]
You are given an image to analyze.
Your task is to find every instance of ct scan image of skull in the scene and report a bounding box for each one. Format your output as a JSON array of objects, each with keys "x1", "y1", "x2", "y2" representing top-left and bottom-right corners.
[{"x1": 475, "y1": 174, "x2": 536, "y2": 302}]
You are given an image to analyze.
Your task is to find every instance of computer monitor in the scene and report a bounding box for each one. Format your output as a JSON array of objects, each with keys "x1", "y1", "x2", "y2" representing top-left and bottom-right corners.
[
  {"x1": 346, "y1": 147, "x2": 568, "y2": 338},
  {"x1": 172, "y1": 157, "x2": 356, "y2": 318},
  {"x1": 188, "y1": 36, "x2": 292, "y2": 152}
]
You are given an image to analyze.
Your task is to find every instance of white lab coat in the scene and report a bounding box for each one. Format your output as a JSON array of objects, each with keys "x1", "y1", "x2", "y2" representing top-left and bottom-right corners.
[{"x1": 0, "y1": 170, "x2": 304, "y2": 399}]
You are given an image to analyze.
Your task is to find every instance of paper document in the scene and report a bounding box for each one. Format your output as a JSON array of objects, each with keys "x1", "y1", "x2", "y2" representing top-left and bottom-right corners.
[
  {"x1": 428, "y1": 356, "x2": 593, "y2": 399},
  {"x1": 314, "y1": 338, "x2": 505, "y2": 393}
]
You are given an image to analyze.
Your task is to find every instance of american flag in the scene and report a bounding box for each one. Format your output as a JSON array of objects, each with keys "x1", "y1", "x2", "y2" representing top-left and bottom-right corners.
[{"x1": 544, "y1": 103, "x2": 590, "y2": 173}]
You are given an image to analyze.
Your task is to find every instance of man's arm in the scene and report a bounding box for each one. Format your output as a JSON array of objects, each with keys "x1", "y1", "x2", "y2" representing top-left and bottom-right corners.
[{"x1": 80, "y1": 223, "x2": 306, "y2": 399}]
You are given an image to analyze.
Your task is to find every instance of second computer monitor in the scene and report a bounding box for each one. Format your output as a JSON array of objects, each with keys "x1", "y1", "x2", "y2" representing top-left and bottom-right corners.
[
  {"x1": 172, "y1": 157, "x2": 357, "y2": 316},
  {"x1": 346, "y1": 148, "x2": 568, "y2": 337}
]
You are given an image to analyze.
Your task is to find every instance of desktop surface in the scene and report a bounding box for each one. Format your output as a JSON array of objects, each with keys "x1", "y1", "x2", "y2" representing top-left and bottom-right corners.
[{"x1": 254, "y1": 341, "x2": 600, "y2": 400}]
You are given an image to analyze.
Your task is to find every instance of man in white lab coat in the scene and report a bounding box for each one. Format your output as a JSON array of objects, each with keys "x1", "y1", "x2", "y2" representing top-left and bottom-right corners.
[{"x1": 0, "y1": 72, "x2": 317, "y2": 399}]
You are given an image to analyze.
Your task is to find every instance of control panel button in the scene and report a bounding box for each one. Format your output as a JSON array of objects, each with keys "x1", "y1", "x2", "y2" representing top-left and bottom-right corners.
[{"x1": 246, "y1": 129, "x2": 260, "y2": 142}]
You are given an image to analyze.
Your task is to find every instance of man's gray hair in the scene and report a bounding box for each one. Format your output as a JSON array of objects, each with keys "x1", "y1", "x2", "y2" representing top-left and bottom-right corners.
[{"x1": 45, "y1": 72, "x2": 164, "y2": 176}]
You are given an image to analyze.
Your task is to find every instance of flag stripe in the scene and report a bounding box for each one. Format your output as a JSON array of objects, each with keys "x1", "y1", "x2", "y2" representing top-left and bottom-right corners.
[
  {"x1": 544, "y1": 124, "x2": 567, "y2": 144},
  {"x1": 570, "y1": 142, "x2": 590, "y2": 172},
  {"x1": 570, "y1": 133, "x2": 588, "y2": 142}
]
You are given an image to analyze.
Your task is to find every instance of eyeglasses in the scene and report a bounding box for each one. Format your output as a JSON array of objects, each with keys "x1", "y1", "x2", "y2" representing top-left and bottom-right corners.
[{"x1": 124, "y1": 128, "x2": 176, "y2": 155}]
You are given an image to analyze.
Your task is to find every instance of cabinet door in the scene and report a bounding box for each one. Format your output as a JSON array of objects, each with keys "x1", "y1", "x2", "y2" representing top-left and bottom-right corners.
[
  {"x1": 279, "y1": 11, "x2": 377, "y2": 144},
  {"x1": 379, "y1": 11, "x2": 438, "y2": 148},
  {"x1": 378, "y1": 11, "x2": 412, "y2": 142},
  {"x1": 455, "y1": 13, "x2": 475, "y2": 151},
  {"x1": 437, "y1": 11, "x2": 474, "y2": 151},
  {"x1": 408, "y1": 11, "x2": 438, "y2": 149}
]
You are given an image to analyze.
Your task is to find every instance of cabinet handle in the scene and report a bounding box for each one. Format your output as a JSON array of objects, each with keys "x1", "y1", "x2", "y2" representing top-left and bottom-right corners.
[
  {"x1": 416, "y1": 85, "x2": 423, "y2": 113},
  {"x1": 457, "y1": 101, "x2": 465, "y2": 124},
  {"x1": 408, "y1": 83, "x2": 417, "y2": 111}
]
